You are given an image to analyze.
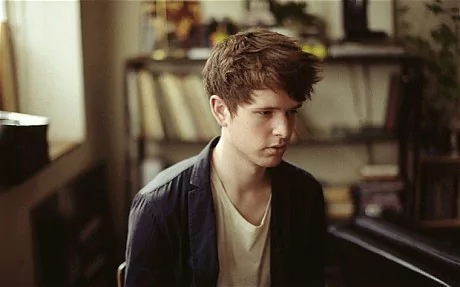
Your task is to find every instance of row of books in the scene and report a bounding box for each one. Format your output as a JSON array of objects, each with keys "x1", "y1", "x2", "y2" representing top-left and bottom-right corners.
[
  {"x1": 126, "y1": 69, "x2": 219, "y2": 141},
  {"x1": 323, "y1": 164, "x2": 403, "y2": 221},
  {"x1": 355, "y1": 164, "x2": 403, "y2": 217},
  {"x1": 421, "y1": 177, "x2": 460, "y2": 220},
  {"x1": 324, "y1": 185, "x2": 354, "y2": 220},
  {"x1": 324, "y1": 163, "x2": 403, "y2": 221},
  {"x1": 126, "y1": 69, "x2": 316, "y2": 142}
]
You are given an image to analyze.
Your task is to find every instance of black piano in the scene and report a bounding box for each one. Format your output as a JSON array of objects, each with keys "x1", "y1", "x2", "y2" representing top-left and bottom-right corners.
[{"x1": 328, "y1": 216, "x2": 460, "y2": 287}]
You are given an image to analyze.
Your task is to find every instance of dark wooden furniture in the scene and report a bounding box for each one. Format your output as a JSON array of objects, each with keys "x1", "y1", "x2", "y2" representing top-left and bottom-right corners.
[
  {"x1": 329, "y1": 216, "x2": 460, "y2": 286},
  {"x1": 30, "y1": 163, "x2": 117, "y2": 287}
]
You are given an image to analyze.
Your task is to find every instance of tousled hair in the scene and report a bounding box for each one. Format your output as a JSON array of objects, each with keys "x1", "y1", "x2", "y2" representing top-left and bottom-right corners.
[{"x1": 202, "y1": 27, "x2": 322, "y2": 115}]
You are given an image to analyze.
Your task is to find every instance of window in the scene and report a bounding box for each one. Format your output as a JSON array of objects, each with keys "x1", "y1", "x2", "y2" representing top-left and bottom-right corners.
[{"x1": 5, "y1": 0, "x2": 86, "y2": 158}]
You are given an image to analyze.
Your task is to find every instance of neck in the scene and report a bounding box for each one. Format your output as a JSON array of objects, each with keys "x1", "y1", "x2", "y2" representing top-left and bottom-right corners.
[{"x1": 212, "y1": 137, "x2": 269, "y2": 194}]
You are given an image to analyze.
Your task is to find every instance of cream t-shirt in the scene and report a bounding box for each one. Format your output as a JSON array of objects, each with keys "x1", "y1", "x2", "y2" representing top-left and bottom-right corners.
[{"x1": 211, "y1": 166, "x2": 271, "y2": 287}]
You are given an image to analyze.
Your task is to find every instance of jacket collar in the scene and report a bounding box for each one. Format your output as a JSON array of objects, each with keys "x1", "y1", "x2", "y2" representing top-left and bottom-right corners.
[
  {"x1": 189, "y1": 136, "x2": 220, "y2": 187},
  {"x1": 188, "y1": 136, "x2": 220, "y2": 286}
]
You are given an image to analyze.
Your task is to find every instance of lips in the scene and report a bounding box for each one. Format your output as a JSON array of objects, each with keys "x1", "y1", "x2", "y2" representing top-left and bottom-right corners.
[
  {"x1": 270, "y1": 145, "x2": 286, "y2": 148},
  {"x1": 267, "y1": 145, "x2": 287, "y2": 153}
]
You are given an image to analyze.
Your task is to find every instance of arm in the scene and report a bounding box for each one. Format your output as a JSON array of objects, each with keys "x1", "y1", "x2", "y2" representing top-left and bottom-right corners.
[
  {"x1": 291, "y1": 178, "x2": 327, "y2": 286},
  {"x1": 312, "y1": 183, "x2": 327, "y2": 287},
  {"x1": 124, "y1": 192, "x2": 174, "y2": 287}
]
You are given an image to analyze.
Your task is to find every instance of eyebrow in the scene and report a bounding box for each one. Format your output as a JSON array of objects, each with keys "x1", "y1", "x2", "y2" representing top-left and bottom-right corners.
[{"x1": 254, "y1": 104, "x2": 303, "y2": 110}]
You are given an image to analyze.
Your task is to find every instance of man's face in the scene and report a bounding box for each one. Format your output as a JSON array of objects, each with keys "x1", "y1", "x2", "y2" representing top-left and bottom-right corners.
[{"x1": 225, "y1": 89, "x2": 302, "y2": 168}]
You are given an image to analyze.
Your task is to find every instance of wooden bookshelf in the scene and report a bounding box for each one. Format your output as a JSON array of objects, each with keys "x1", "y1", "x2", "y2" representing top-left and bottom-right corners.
[
  {"x1": 127, "y1": 47, "x2": 419, "y2": 67},
  {"x1": 420, "y1": 155, "x2": 460, "y2": 164},
  {"x1": 138, "y1": 131, "x2": 396, "y2": 147},
  {"x1": 419, "y1": 219, "x2": 460, "y2": 228},
  {"x1": 123, "y1": 52, "x2": 423, "y2": 220}
]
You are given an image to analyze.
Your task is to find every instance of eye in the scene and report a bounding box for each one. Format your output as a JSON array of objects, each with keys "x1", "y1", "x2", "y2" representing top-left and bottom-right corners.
[
  {"x1": 257, "y1": 111, "x2": 273, "y2": 117},
  {"x1": 287, "y1": 109, "x2": 299, "y2": 116}
]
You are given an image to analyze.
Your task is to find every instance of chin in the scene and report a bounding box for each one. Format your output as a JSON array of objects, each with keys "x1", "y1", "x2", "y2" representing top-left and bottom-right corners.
[{"x1": 257, "y1": 157, "x2": 284, "y2": 168}]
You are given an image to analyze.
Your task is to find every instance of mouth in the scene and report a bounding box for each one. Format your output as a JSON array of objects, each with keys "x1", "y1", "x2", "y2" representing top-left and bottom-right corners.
[{"x1": 267, "y1": 145, "x2": 287, "y2": 153}]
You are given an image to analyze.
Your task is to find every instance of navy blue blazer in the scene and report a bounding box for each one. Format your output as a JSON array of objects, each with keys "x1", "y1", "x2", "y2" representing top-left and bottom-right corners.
[{"x1": 125, "y1": 137, "x2": 326, "y2": 287}]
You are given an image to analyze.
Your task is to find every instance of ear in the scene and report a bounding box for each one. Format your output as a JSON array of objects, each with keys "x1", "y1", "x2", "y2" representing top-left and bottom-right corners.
[{"x1": 209, "y1": 95, "x2": 230, "y2": 127}]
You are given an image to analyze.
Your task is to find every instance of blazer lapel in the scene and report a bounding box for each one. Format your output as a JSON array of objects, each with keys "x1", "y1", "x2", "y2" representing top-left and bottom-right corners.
[{"x1": 188, "y1": 138, "x2": 220, "y2": 286}]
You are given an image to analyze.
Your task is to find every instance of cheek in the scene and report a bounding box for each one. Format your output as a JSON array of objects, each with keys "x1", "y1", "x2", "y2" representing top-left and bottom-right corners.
[
  {"x1": 235, "y1": 115, "x2": 263, "y2": 130},
  {"x1": 290, "y1": 117, "x2": 297, "y2": 128},
  {"x1": 250, "y1": 119, "x2": 273, "y2": 135}
]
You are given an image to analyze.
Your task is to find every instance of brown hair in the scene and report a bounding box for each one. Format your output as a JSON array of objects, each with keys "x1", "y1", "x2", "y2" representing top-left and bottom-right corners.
[{"x1": 202, "y1": 27, "x2": 322, "y2": 116}]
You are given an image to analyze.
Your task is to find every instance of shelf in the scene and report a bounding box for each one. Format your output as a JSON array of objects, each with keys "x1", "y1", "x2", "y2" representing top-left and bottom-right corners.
[
  {"x1": 136, "y1": 132, "x2": 396, "y2": 147},
  {"x1": 323, "y1": 53, "x2": 418, "y2": 63},
  {"x1": 419, "y1": 219, "x2": 460, "y2": 228},
  {"x1": 420, "y1": 155, "x2": 460, "y2": 164},
  {"x1": 126, "y1": 50, "x2": 418, "y2": 72},
  {"x1": 295, "y1": 132, "x2": 396, "y2": 146},
  {"x1": 49, "y1": 140, "x2": 82, "y2": 161}
]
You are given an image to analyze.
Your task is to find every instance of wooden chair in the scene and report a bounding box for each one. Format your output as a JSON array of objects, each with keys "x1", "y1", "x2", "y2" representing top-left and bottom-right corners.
[{"x1": 117, "y1": 262, "x2": 126, "y2": 287}]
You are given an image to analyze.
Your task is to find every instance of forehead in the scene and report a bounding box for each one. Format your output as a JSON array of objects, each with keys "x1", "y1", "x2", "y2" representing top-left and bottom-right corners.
[{"x1": 247, "y1": 89, "x2": 302, "y2": 109}]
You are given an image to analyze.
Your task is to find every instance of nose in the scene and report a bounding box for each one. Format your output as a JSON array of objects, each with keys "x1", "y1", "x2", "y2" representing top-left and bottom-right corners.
[{"x1": 272, "y1": 113, "x2": 292, "y2": 138}]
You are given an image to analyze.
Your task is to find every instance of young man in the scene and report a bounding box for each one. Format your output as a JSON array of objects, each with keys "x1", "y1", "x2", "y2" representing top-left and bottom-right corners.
[{"x1": 125, "y1": 28, "x2": 325, "y2": 287}]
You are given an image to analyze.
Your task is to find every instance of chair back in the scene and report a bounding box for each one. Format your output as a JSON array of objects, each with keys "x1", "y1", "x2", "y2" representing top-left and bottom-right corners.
[{"x1": 117, "y1": 262, "x2": 126, "y2": 287}]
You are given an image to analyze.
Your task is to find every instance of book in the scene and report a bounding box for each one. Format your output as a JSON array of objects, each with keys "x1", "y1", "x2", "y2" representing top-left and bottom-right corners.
[
  {"x1": 182, "y1": 74, "x2": 220, "y2": 137},
  {"x1": 384, "y1": 73, "x2": 403, "y2": 135},
  {"x1": 137, "y1": 69, "x2": 166, "y2": 140},
  {"x1": 126, "y1": 70, "x2": 141, "y2": 138},
  {"x1": 158, "y1": 73, "x2": 200, "y2": 141},
  {"x1": 324, "y1": 186, "x2": 354, "y2": 219},
  {"x1": 359, "y1": 164, "x2": 399, "y2": 181}
]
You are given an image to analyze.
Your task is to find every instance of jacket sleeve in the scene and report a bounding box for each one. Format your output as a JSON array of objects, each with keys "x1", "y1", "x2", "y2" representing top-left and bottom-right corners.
[
  {"x1": 124, "y1": 191, "x2": 174, "y2": 287},
  {"x1": 291, "y1": 175, "x2": 327, "y2": 287},
  {"x1": 311, "y1": 182, "x2": 327, "y2": 287}
]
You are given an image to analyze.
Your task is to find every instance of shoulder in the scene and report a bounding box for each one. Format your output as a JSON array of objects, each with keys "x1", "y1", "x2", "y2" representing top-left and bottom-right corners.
[
  {"x1": 275, "y1": 160, "x2": 325, "y2": 206},
  {"x1": 139, "y1": 155, "x2": 197, "y2": 195},
  {"x1": 131, "y1": 155, "x2": 198, "y2": 216},
  {"x1": 277, "y1": 160, "x2": 323, "y2": 190},
  {"x1": 276, "y1": 161, "x2": 326, "y2": 221}
]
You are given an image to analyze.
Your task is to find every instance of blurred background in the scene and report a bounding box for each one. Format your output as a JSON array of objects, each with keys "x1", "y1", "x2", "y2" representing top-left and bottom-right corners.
[{"x1": 1, "y1": 0, "x2": 460, "y2": 286}]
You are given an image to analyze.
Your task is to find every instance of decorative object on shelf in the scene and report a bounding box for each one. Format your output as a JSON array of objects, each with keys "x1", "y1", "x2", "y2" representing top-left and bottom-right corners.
[
  {"x1": 243, "y1": 0, "x2": 276, "y2": 28},
  {"x1": 268, "y1": 0, "x2": 326, "y2": 38},
  {"x1": 342, "y1": 0, "x2": 388, "y2": 42},
  {"x1": 206, "y1": 17, "x2": 239, "y2": 48},
  {"x1": 140, "y1": 0, "x2": 203, "y2": 58},
  {"x1": 268, "y1": 0, "x2": 309, "y2": 29},
  {"x1": 398, "y1": 0, "x2": 460, "y2": 156},
  {"x1": 300, "y1": 35, "x2": 327, "y2": 60},
  {"x1": 266, "y1": 0, "x2": 328, "y2": 59}
]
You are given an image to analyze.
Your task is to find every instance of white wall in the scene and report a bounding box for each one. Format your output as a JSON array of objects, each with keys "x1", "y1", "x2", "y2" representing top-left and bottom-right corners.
[
  {"x1": 7, "y1": 0, "x2": 86, "y2": 142},
  {"x1": 0, "y1": 1, "x2": 119, "y2": 286}
]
